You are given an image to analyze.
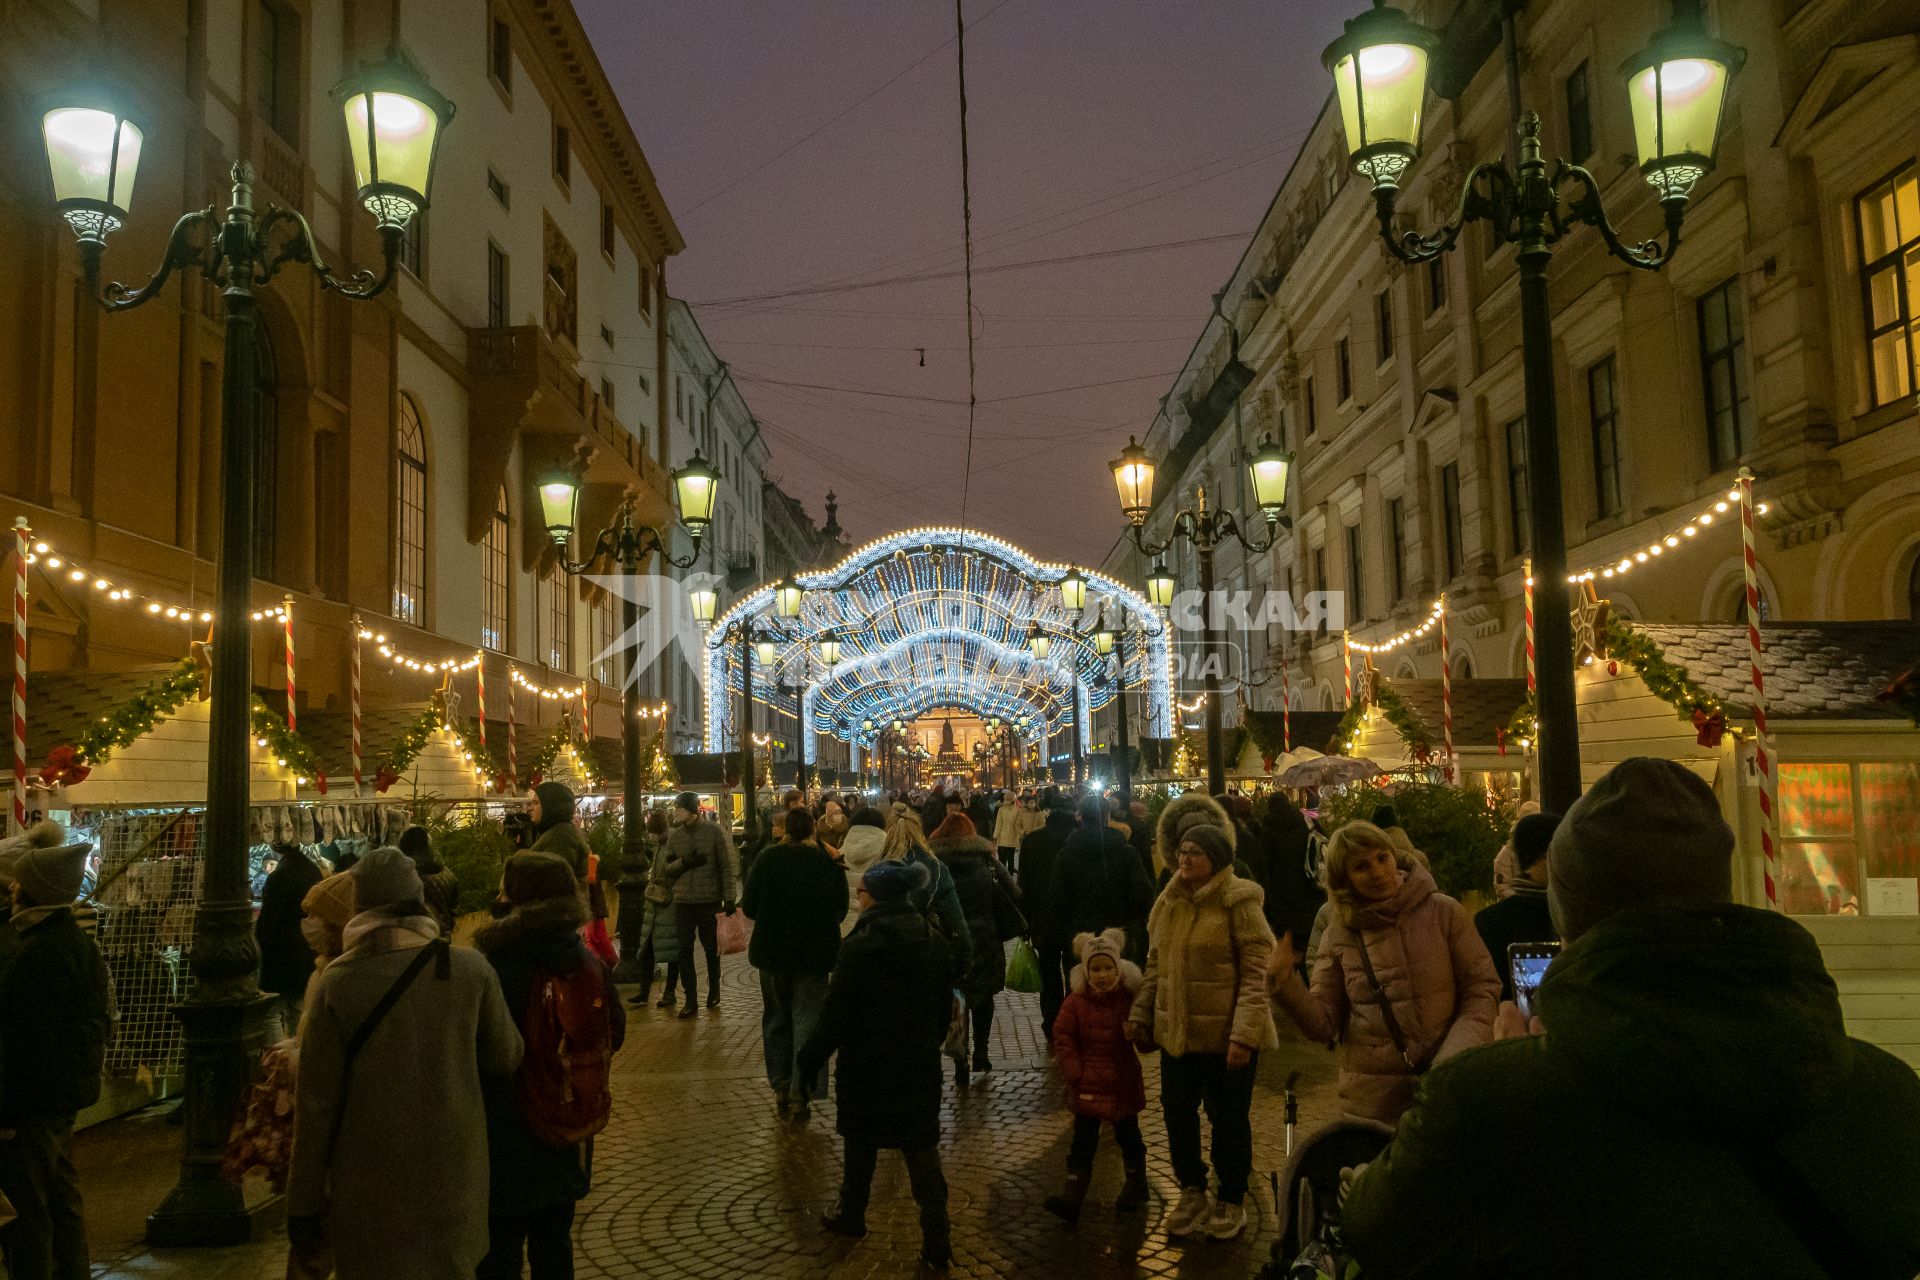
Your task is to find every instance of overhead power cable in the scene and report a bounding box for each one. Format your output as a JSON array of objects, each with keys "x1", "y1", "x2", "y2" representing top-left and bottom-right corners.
[{"x1": 955, "y1": 0, "x2": 980, "y2": 524}]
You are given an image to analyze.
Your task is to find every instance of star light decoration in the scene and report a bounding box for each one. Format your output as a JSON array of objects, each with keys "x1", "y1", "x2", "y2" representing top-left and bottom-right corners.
[
  {"x1": 1571, "y1": 588, "x2": 1612, "y2": 667},
  {"x1": 702, "y1": 529, "x2": 1174, "y2": 753}
]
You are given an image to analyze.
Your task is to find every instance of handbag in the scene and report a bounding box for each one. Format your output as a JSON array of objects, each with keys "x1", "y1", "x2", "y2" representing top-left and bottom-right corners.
[
  {"x1": 1352, "y1": 929, "x2": 1426, "y2": 1072},
  {"x1": 1005, "y1": 937, "x2": 1042, "y2": 994}
]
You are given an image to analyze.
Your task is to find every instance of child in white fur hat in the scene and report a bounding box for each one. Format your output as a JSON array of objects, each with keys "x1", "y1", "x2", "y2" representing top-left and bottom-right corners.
[{"x1": 1043, "y1": 928, "x2": 1148, "y2": 1225}]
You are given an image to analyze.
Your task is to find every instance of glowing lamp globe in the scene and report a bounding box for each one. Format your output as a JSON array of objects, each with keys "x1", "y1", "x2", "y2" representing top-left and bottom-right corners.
[
  {"x1": 537, "y1": 473, "x2": 579, "y2": 544},
  {"x1": 773, "y1": 576, "x2": 805, "y2": 621},
  {"x1": 1058, "y1": 567, "x2": 1088, "y2": 613},
  {"x1": 333, "y1": 51, "x2": 454, "y2": 229},
  {"x1": 686, "y1": 585, "x2": 717, "y2": 626},
  {"x1": 1026, "y1": 623, "x2": 1051, "y2": 661},
  {"x1": 1145, "y1": 562, "x2": 1176, "y2": 609},
  {"x1": 1622, "y1": 18, "x2": 1744, "y2": 201},
  {"x1": 1246, "y1": 435, "x2": 1293, "y2": 520},
  {"x1": 42, "y1": 97, "x2": 143, "y2": 245},
  {"x1": 673, "y1": 454, "x2": 720, "y2": 537},
  {"x1": 1109, "y1": 437, "x2": 1157, "y2": 525},
  {"x1": 1322, "y1": 4, "x2": 1438, "y2": 191}
]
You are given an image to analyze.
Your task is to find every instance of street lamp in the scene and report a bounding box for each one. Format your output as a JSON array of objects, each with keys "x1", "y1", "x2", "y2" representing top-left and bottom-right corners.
[
  {"x1": 713, "y1": 574, "x2": 806, "y2": 844},
  {"x1": 1110, "y1": 432, "x2": 1289, "y2": 792},
  {"x1": 43, "y1": 51, "x2": 454, "y2": 1242},
  {"x1": 1323, "y1": 0, "x2": 1742, "y2": 811},
  {"x1": 1026, "y1": 621, "x2": 1052, "y2": 661},
  {"x1": 538, "y1": 470, "x2": 708, "y2": 986},
  {"x1": 1057, "y1": 566, "x2": 1088, "y2": 613},
  {"x1": 687, "y1": 584, "x2": 718, "y2": 627},
  {"x1": 773, "y1": 574, "x2": 805, "y2": 621}
]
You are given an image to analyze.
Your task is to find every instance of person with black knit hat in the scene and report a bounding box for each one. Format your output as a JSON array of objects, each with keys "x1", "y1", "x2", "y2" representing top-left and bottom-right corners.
[
  {"x1": 662, "y1": 790, "x2": 740, "y2": 1018},
  {"x1": 0, "y1": 822, "x2": 110, "y2": 1280},
  {"x1": 398, "y1": 824, "x2": 461, "y2": 939},
  {"x1": 1473, "y1": 811, "x2": 1561, "y2": 1002},
  {"x1": 1342, "y1": 757, "x2": 1920, "y2": 1279},
  {"x1": 527, "y1": 782, "x2": 590, "y2": 882}
]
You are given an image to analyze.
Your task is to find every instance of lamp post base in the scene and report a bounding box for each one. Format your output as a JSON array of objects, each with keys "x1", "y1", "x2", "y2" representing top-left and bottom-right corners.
[{"x1": 145, "y1": 994, "x2": 280, "y2": 1246}]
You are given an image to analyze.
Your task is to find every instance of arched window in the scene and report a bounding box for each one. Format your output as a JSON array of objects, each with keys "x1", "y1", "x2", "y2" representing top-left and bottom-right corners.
[
  {"x1": 393, "y1": 397, "x2": 427, "y2": 624},
  {"x1": 482, "y1": 485, "x2": 509, "y2": 650},
  {"x1": 1908, "y1": 555, "x2": 1920, "y2": 623},
  {"x1": 251, "y1": 322, "x2": 279, "y2": 575},
  {"x1": 1732, "y1": 586, "x2": 1772, "y2": 624},
  {"x1": 543, "y1": 566, "x2": 572, "y2": 672}
]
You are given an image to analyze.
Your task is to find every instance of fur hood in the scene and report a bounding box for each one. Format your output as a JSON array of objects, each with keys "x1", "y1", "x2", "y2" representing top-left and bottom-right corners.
[
  {"x1": 1154, "y1": 792, "x2": 1237, "y2": 872},
  {"x1": 928, "y1": 833, "x2": 996, "y2": 862},
  {"x1": 472, "y1": 894, "x2": 589, "y2": 955},
  {"x1": 1069, "y1": 956, "x2": 1144, "y2": 995}
]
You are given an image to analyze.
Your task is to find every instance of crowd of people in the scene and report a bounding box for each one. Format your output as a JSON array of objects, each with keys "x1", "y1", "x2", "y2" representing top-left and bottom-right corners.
[{"x1": 2, "y1": 760, "x2": 1916, "y2": 1280}]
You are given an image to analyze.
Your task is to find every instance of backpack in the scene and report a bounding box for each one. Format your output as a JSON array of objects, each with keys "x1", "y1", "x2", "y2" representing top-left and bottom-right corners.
[{"x1": 516, "y1": 964, "x2": 614, "y2": 1147}]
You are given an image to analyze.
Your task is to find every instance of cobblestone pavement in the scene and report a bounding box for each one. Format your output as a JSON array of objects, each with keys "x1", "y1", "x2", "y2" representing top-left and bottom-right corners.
[{"x1": 79, "y1": 952, "x2": 1342, "y2": 1278}]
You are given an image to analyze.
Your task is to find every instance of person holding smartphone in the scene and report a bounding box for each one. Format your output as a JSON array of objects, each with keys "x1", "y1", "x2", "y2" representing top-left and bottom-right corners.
[
  {"x1": 1268, "y1": 820, "x2": 1499, "y2": 1126},
  {"x1": 1472, "y1": 811, "x2": 1562, "y2": 1003}
]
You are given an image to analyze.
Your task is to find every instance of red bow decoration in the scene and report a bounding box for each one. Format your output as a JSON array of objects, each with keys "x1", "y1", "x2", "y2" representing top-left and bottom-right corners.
[
  {"x1": 313, "y1": 771, "x2": 328, "y2": 795},
  {"x1": 373, "y1": 763, "x2": 400, "y2": 794},
  {"x1": 529, "y1": 770, "x2": 545, "y2": 788},
  {"x1": 38, "y1": 745, "x2": 91, "y2": 789},
  {"x1": 492, "y1": 771, "x2": 514, "y2": 793},
  {"x1": 1262, "y1": 753, "x2": 1276, "y2": 774},
  {"x1": 1692, "y1": 707, "x2": 1726, "y2": 748},
  {"x1": 1410, "y1": 740, "x2": 1434, "y2": 766},
  {"x1": 1496, "y1": 728, "x2": 1507, "y2": 757},
  {"x1": 1878, "y1": 669, "x2": 1919, "y2": 725}
]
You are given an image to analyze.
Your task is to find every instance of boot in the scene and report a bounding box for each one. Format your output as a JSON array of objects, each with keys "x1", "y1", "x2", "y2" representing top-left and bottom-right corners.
[
  {"x1": 1043, "y1": 1171, "x2": 1092, "y2": 1226},
  {"x1": 1115, "y1": 1160, "x2": 1149, "y2": 1211},
  {"x1": 952, "y1": 1058, "x2": 970, "y2": 1088},
  {"x1": 819, "y1": 1205, "x2": 867, "y2": 1239}
]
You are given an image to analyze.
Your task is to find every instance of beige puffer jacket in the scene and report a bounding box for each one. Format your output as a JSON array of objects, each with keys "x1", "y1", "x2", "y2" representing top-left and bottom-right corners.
[
  {"x1": 1152, "y1": 792, "x2": 1237, "y2": 877},
  {"x1": 1271, "y1": 862, "x2": 1499, "y2": 1124},
  {"x1": 1130, "y1": 866, "x2": 1278, "y2": 1058}
]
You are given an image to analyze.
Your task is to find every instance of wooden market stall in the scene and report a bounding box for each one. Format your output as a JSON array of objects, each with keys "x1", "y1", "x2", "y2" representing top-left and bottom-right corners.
[
  {"x1": 1568, "y1": 618, "x2": 1920, "y2": 1067},
  {"x1": 1344, "y1": 676, "x2": 1530, "y2": 803}
]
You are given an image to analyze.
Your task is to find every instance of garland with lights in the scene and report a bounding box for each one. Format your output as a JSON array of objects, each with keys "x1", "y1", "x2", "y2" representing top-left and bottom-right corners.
[
  {"x1": 249, "y1": 699, "x2": 327, "y2": 792},
  {"x1": 1503, "y1": 618, "x2": 1729, "y2": 750},
  {"x1": 66, "y1": 659, "x2": 203, "y2": 770},
  {"x1": 1880, "y1": 667, "x2": 1920, "y2": 727},
  {"x1": 1334, "y1": 678, "x2": 1434, "y2": 760},
  {"x1": 523, "y1": 720, "x2": 599, "y2": 790}
]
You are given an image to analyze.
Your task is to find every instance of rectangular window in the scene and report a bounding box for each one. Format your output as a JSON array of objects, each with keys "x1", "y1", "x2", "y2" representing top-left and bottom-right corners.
[
  {"x1": 490, "y1": 16, "x2": 512, "y2": 92},
  {"x1": 482, "y1": 492, "x2": 509, "y2": 652},
  {"x1": 544, "y1": 569, "x2": 573, "y2": 672},
  {"x1": 486, "y1": 242, "x2": 508, "y2": 328},
  {"x1": 1440, "y1": 462, "x2": 1464, "y2": 581},
  {"x1": 639, "y1": 265, "x2": 653, "y2": 317},
  {"x1": 487, "y1": 168, "x2": 510, "y2": 208},
  {"x1": 1777, "y1": 761, "x2": 1920, "y2": 916},
  {"x1": 1505, "y1": 415, "x2": 1530, "y2": 556},
  {"x1": 1427, "y1": 256, "x2": 1446, "y2": 314},
  {"x1": 1376, "y1": 291, "x2": 1394, "y2": 362},
  {"x1": 1698, "y1": 277, "x2": 1754, "y2": 467},
  {"x1": 1336, "y1": 336, "x2": 1353, "y2": 402},
  {"x1": 552, "y1": 121, "x2": 571, "y2": 188},
  {"x1": 1345, "y1": 524, "x2": 1366, "y2": 622},
  {"x1": 393, "y1": 450, "x2": 425, "y2": 626},
  {"x1": 600, "y1": 202, "x2": 617, "y2": 259},
  {"x1": 251, "y1": 0, "x2": 299, "y2": 143},
  {"x1": 592, "y1": 595, "x2": 617, "y2": 685},
  {"x1": 1312, "y1": 547, "x2": 1328, "y2": 634},
  {"x1": 1588, "y1": 356, "x2": 1623, "y2": 517},
  {"x1": 1565, "y1": 61, "x2": 1593, "y2": 162},
  {"x1": 1855, "y1": 164, "x2": 1919, "y2": 406},
  {"x1": 1387, "y1": 497, "x2": 1406, "y2": 602},
  {"x1": 600, "y1": 377, "x2": 615, "y2": 413},
  {"x1": 1303, "y1": 375, "x2": 1317, "y2": 437}
]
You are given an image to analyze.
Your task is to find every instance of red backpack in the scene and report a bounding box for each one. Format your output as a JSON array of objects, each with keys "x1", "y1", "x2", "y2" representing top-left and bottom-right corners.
[{"x1": 516, "y1": 965, "x2": 614, "y2": 1146}]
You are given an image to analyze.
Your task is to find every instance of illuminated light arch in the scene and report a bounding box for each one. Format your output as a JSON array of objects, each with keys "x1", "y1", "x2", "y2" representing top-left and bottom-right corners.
[{"x1": 704, "y1": 527, "x2": 1174, "y2": 757}]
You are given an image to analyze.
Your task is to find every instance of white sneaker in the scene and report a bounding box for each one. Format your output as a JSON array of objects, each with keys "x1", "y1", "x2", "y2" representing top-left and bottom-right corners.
[
  {"x1": 1205, "y1": 1200, "x2": 1247, "y2": 1240},
  {"x1": 1164, "y1": 1187, "x2": 1210, "y2": 1237}
]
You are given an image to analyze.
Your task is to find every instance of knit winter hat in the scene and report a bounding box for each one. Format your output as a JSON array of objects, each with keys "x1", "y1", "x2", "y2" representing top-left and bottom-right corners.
[
  {"x1": 10, "y1": 822, "x2": 92, "y2": 904},
  {"x1": 302, "y1": 870, "x2": 360, "y2": 929},
  {"x1": 350, "y1": 846, "x2": 424, "y2": 912},
  {"x1": 930, "y1": 812, "x2": 977, "y2": 841},
  {"x1": 1072, "y1": 928, "x2": 1126, "y2": 967},
  {"x1": 501, "y1": 851, "x2": 578, "y2": 905},
  {"x1": 1548, "y1": 757, "x2": 1733, "y2": 942},
  {"x1": 534, "y1": 781, "x2": 576, "y2": 825},
  {"x1": 1512, "y1": 812, "x2": 1562, "y2": 872},
  {"x1": 0, "y1": 820, "x2": 86, "y2": 889},
  {"x1": 861, "y1": 858, "x2": 926, "y2": 903},
  {"x1": 1177, "y1": 823, "x2": 1234, "y2": 872}
]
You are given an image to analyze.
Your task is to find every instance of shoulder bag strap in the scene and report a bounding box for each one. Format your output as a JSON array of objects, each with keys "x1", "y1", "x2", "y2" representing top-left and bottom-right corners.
[
  {"x1": 1352, "y1": 928, "x2": 1420, "y2": 1070},
  {"x1": 325, "y1": 938, "x2": 447, "y2": 1155}
]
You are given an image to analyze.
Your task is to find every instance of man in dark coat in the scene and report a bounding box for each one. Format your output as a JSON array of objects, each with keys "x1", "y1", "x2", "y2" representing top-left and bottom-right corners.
[
  {"x1": 474, "y1": 853, "x2": 624, "y2": 1280},
  {"x1": 1017, "y1": 796, "x2": 1079, "y2": 1039},
  {"x1": 930, "y1": 814, "x2": 1024, "y2": 1083},
  {"x1": 1047, "y1": 796, "x2": 1155, "y2": 963},
  {"x1": 0, "y1": 825, "x2": 112, "y2": 1280},
  {"x1": 255, "y1": 842, "x2": 324, "y2": 1038},
  {"x1": 800, "y1": 860, "x2": 953, "y2": 1274},
  {"x1": 1343, "y1": 758, "x2": 1920, "y2": 1280},
  {"x1": 1255, "y1": 792, "x2": 1321, "y2": 968},
  {"x1": 1473, "y1": 811, "x2": 1560, "y2": 1002},
  {"x1": 741, "y1": 808, "x2": 848, "y2": 1121}
]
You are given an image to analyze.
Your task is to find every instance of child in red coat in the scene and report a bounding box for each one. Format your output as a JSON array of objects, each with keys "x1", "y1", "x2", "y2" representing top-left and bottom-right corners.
[{"x1": 1044, "y1": 928, "x2": 1148, "y2": 1225}]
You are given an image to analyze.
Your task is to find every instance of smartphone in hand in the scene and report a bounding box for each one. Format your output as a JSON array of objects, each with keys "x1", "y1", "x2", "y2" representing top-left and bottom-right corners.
[{"x1": 1508, "y1": 941, "x2": 1562, "y2": 1022}]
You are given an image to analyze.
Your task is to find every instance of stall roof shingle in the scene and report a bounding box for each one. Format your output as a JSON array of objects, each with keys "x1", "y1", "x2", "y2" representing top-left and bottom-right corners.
[
  {"x1": 1631, "y1": 622, "x2": 1920, "y2": 721},
  {"x1": 1381, "y1": 678, "x2": 1531, "y2": 747}
]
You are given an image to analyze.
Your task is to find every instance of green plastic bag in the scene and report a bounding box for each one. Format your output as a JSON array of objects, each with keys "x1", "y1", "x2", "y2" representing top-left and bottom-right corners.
[{"x1": 1005, "y1": 937, "x2": 1042, "y2": 994}]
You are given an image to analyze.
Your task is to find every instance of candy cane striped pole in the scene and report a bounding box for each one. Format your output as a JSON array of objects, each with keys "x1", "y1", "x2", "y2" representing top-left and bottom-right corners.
[
  {"x1": 506, "y1": 671, "x2": 518, "y2": 795},
  {"x1": 1342, "y1": 630, "x2": 1352, "y2": 706},
  {"x1": 349, "y1": 614, "x2": 363, "y2": 794},
  {"x1": 12, "y1": 519, "x2": 29, "y2": 833},
  {"x1": 474, "y1": 650, "x2": 487, "y2": 770},
  {"x1": 1738, "y1": 468, "x2": 1778, "y2": 907},
  {"x1": 1281, "y1": 656, "x2": 1291, "y2": 755},
  {"x1": 1523, "y1": 556, "x2": 1536, "y2": 697},
  {"x1": 281, "y1": 593, "x2": 296, "y2": 733},
  {"x1": 1440, "y1": 594, "x2": 1455, "y2": 785}
]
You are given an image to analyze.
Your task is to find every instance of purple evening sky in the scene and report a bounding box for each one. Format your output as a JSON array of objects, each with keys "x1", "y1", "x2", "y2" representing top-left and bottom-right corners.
[{"x1": 574, "y1": 0, "x2": 1358, "y2": 567}]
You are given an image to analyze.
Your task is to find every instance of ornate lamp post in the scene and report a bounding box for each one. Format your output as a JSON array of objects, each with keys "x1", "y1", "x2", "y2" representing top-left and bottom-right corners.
[
  {"x1": 537, "y1": 459, "x2": 715, "y2": 981},
  {"x1": 712, "y1": 574, "x2": 804, "y2": 843},
  {"x1": 1110, "y1": 434, "x2": 1292, "y2": 796},
  {"x1": 42, "y1": 54, "x2": 455, "y2": 1243},
  {"x1": 774, "y1": 629, "x2": 838, "y2": 794},
  {"x1": 1089, "y1": 605, "x2": 1158, "y2": 808},
  {"x1": 1322, "y1": 0, "x2": 1741, "y2": 809}
]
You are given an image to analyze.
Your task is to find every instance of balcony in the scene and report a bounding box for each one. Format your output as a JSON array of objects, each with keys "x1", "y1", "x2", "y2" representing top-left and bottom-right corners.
[
  {"x1": 466, "y1": 325, "x2": 672, "y2": 565},
  {"x1": 725, "y1": 549, "x2": 758, "y2": 592}
]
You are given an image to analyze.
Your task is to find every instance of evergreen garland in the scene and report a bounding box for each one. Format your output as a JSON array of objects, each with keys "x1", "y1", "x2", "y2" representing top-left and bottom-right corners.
[
  {"x1": 1334, "y1": 678, "x2": 1433, "y2": 756},
  {"x1": 248, "y1": 699, "x2": 328, "y2": 792},
  {"x1": 377, "y1": 703, "x2": 447, "y2": 782},
  {"x1": 72, "y1": 659, "x2": 202, "y2": 765},
  {"x1": 1602, "y1": 616, "x2": 1723, "y2": 720},
  {"x1": 1506, "y1": 695, "x2": 1537, "y2": 746}
]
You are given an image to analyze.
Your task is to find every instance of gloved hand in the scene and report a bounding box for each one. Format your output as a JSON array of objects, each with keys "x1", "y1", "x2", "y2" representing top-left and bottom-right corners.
[{"x1": 723, "y1": 900, "x2": 737, "y2": 916}]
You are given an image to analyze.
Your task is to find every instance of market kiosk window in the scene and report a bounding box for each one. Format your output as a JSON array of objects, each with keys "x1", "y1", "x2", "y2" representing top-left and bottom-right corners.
[{"x1": 1777, "y1": 761, "x2": 1920, "y2": 916}]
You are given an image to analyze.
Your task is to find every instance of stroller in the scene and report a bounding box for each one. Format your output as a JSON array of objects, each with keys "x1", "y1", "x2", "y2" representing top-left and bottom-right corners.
[{"x1": 1259, "y1": 1074, "x2": 1395, "y2": 1280}]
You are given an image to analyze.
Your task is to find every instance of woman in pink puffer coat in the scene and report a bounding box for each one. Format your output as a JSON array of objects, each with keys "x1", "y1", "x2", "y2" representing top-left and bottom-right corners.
[{"x1": 1269, "y1": 820, "x2": 1499, "y2": 1125}]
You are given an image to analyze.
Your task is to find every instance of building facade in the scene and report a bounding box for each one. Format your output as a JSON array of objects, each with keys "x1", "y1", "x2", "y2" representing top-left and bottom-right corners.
[
  {"x1": 1105, "y1": 0, "x2": 1920, "y2": 730},
  {"x1": 0, "y1": 0, "x2": 700, "y2": 754}
]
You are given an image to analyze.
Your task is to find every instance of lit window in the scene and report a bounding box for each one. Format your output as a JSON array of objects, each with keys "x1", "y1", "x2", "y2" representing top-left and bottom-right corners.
[
  {"x1": 393, "y1": 397, "x2": 427, "y2": 624},
  {"x1": 1588, "y1": 356, "x2": 1623, "y2": 518},
  {"x1": 482, "y1": 486, "x2": 508, "y2": 651},
  {"x1": 545, "y1": 567, "x2": 573, "y2": 672},
  {"x1": 1855, "y1": 164, "x2": 1919, "y2": 407},
  {"x1": 1698, "y1": 277, "x2": 1754, "y2": 467}
]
